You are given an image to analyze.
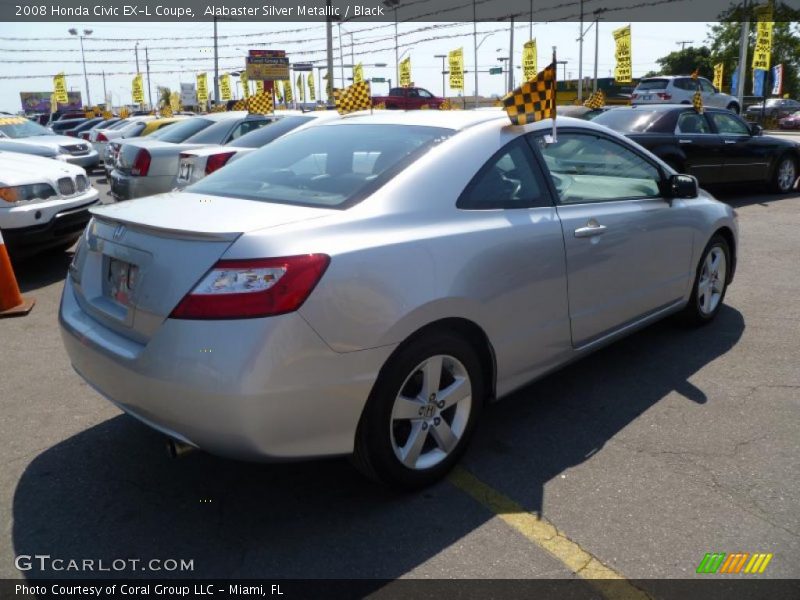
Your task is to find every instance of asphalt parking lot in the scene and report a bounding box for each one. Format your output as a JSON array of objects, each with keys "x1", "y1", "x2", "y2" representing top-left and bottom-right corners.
[{"x1": 1, "y1": 168, "x2": 799, "y2": 592}]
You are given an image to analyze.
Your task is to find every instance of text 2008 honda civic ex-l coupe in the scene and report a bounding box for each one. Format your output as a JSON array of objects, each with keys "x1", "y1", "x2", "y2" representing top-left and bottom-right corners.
[{"x1": 60, "y1": 111, "x2": 738, "y2": 489}]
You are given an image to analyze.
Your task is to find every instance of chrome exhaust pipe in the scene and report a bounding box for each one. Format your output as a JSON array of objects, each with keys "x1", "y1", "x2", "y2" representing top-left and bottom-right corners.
[{"x1": 166, "y1": 438, "x2": 197, "y2": 459}]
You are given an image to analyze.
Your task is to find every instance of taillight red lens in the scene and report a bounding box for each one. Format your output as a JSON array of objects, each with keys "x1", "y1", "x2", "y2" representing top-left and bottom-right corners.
[
  {"x1": 131, "y1": 148, "x2": 151, "y2": 176},
  {"x1": 67, "y1": 131, "x2": 77, "y2": 137},
  {"x1": 97, "y1": 132, "x2": 108, "y2": 142},
  {"x1": 81, "y1": 132, "x2": 90, "y2": 140},
  {"x1": 170, "y1": 255, "x2": 330, "y2": 320},
  {"x1": 657, "y1": 93, "x2": 672, "y2": 100},
  {"x1": 205, "y1": 151, "x2": 236, "y2": 175}
]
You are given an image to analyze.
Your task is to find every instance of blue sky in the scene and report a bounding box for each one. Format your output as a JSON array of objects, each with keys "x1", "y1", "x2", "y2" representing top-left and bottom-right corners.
[{"x1": 0, "y1": 20, "x2": 712, "y2": 112}]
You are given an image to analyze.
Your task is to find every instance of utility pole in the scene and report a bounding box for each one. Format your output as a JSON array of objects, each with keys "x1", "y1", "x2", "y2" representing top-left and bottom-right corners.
[
  {"x1": 134, "y1": 42, "x2": 141, "y2": 110},
  {"x1": 69, "y1": 28, "x2": 92, "y2": 107},
  {"x1": 593, "y1": 19, "x2": 599, "y2": 93},
  {"x1": 529, "y1": 0, "x2": 533, "y2": 40},
  {"x1": 213, "y1": 16, "x2": 220, "y2": 105},
  {"x1": 473, "y1": 0, "x2": 479, "y2": 107},
  {"x1": 676, "y1": 40, "x2": 693, "y2": 51},
  {"x1": 508, "y1": 15, "x2": 515, "y2": 91},
  {"x1": 338, "y1": 22, "x2": 345, "y2": 87},
  {"x1": 326, "y1": 0, "x2": 334, "y2": 103},
  {"x1": 434, "y1": 54, "x2": 447, "y2": 97},
  {"x1": 735, "y1": 1, "x2": 750, "y2": 110},
  {"x1": 145, "y1": 47, "x2": 152, "y2": 111},
  {"x1": 350, "y1": 31, "x2": 355, "y2": 79},
  {"x1": 577, "y1": 0, "x2": 584, "y2": 102}
]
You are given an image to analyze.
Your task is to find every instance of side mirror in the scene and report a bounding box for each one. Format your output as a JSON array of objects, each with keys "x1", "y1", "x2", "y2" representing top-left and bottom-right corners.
[
  {"x1": 750, "y1": 123, "x2": 763, "y2": 136},
  {"x1": 669, "y1": 174, "x2": 698, "y2": 199}
]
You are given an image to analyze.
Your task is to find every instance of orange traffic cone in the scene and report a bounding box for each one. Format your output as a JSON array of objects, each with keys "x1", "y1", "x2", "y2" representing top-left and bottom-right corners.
[{"x1": 0, "y1": 229, "x2": 35, "y2": 318}]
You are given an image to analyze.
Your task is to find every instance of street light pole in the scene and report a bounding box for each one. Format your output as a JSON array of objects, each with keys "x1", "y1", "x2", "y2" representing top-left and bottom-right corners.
[
  {"x1": 337, "y1": 23, "x2": 345, "y2": 88},
  {"x1": 326, "y1": 0, "x2": 334, "y2": 103},
  {"x1": 473, "y1": 0, "x2": 479, "y2": 107},
  {"x1": 434, "y1": 54, "x2": 447, "y2": 97},
  {"x1": 508, "y1": 15, "x2": 515, "y2": 92},
  {"x1": 213, "y1": 16, "x2": 220, "y2": 105},
  {"x1": 69, "y1": 28, "x2": 92, "y2": 107},
  {"x1": 145, "y1": 47, "x2": 153, "y2": 110},
  {"x1": 593, "y1": 19, "x2": 599, "y2": 93},
  {"x1": 578, "y1": 0, "x2": 584, "y2": 102}
]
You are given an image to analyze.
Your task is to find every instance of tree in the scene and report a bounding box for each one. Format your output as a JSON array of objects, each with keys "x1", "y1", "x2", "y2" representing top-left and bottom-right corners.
[
  {"x1": 158, "y1": 86, "x2": 172, "y2": 109},
  {"x1": 653, "y1": 46, "x2": 716, "y2": 79},
  {"x1": 706, "y1": 12, "x2": 800, "y2": 99}
]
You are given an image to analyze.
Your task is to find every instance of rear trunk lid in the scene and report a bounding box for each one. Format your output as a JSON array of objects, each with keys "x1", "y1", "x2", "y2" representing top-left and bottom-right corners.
[
  {"x1": 116, "y1": 140, "x2": 208, "y2": 175},
  {"x1": 68, "y1": 192, "x2": 333, "y2": 342}
]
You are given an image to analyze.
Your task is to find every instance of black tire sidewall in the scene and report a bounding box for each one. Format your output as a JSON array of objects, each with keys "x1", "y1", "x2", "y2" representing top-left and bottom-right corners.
[{"x1": 357, "y1": 331, "x2": 485, "y2": 489}]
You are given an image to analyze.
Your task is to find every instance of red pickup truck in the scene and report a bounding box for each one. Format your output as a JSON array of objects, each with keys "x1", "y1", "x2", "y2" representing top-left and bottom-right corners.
[{"x1": 372, "y1": 87, "x2": 445, "y2": 110}]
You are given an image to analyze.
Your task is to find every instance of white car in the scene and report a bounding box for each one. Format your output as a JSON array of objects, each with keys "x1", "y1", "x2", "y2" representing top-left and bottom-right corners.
[
  {"x1": 632, "y1": 75, "x2": 741, "y2": 113},
  {"x1": 0, "y1": 117, "x2": 99, "y2": 168},
  {"x1": 0, "y1": 151, "x2": 99, "y2": 257},
  {"x1": 176, "y1": 112, "x2": 341, "y2": 188}
]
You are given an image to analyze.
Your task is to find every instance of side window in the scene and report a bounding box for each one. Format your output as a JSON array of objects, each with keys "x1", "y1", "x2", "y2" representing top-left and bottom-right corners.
[
  {"x1": 229, "y1": 119, "x2": 269, "y2": 141},
  {"x1": 700, "y1": 79, "x2": 716, "y2": 93},
  {"x1": 457, "y1": 138, "x2": 548, "y2": 210},
  {"x1": 408, "y1": 89, "x2": 420, "y2": 98},
  {"x1": 418, "y1": 89, "x2": 434, "y2": 99},
  {"x1": 534, "y1": 132, "x2": 661, "y2": 204},
  {"x1": 676, "y1": 111, "x2": 711, "y2": 134},
  {"x1": 673, "y1": 78, "x2": 691, "y2": 91},
  {"x1": 709, "y1": 112, "x2": 749, "y2": 135}
]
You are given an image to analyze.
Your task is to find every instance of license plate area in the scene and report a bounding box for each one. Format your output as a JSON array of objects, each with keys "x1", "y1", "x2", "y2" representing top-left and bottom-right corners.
[
  {"x1": 105, "y1": 257, "x2": 139, "y2": 308},
  {"x1": 178, "y1": 160, "x2": 193, "y2": 183}
]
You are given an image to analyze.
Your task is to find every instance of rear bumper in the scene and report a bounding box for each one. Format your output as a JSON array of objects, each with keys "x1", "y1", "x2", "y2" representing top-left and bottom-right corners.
[
  {"x1": 2, "y1": 194, "x2": 99, "y2": 256},
  {"x1": 59, "y1": 275, "x2": 395, "y2": 460},
  {"x1": 62, "y1": 149, "x2": 100, "y2": 168},
  {"x1": 109, "y1": 170, "x2": 175, "y2": 200}
]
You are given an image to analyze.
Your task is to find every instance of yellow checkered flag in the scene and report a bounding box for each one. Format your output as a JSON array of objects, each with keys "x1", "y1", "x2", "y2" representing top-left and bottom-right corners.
[
  {"x1": 502, "y1": 62, "x2": 556, "y2": 126},
  {"x1": 333, "y1": 80, "x2": 372, "y2": 115},
  {"x1": 210, "y1": 103, "x2": 227, "y2": 113},
  {"x1": 693, "y1": 90, "x2": 703, "y2": 113},
  {"x1": 583, "y1": 89, "x2": 605, "y2": 109},
  {"x1": 248, "y1": 91, "x2": 274, "y2": 115},
  {"x1": 231, "y1": 98, "x2": 247, "y2": 111},
  {"x1": 119, "y1": 107, "x2": 130, "y2": 119}
]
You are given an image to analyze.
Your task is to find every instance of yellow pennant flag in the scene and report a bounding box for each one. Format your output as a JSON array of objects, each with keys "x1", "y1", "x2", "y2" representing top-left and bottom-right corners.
[
  {"x1": 583, "y1": 89, "x2": 605, "y2": 109},
  {"x1": 752, "y1": 3, "x2": 773, "y2": 71},
  {"x1": 713, "y1": 63, "x2": 724, "y2": 90},
  {"x1": 399, "y1": 56, "x2": 412, "y2": 87},
  {"x1": 53, "y1": 73, "x2": 69, "y2": 104},
  {"x1": 219, "y1": 73, "x2": 232, "y2": 101},
  {"x1": 522, "y1": 40, "x2": 537, "y2": 81},
  {"x1": 240, "y1": 71, "x2": 250, "y2": 99},
  {"x1": 283, "y1": 79, "x2": 293, "y2": 104},
  {"x1": 449, "y1": 48, "x2": 464, "y2": 90},
  {"x1": 613, "y1": 25, "x2": 632, "y2": 83},
  {"x1": 353, "y1": 63, "x2": 364, "y2": 84},
  {"x1": 308, "y1": 72, "x2": 316, "y2": 101},
  {"x1": 255, "y1": 79, "x2": 264, "y2": 94},
  {"x1": 333, "y1": 80, "x2": 372, "y2": 115},
  {"x1": 502, "y1": 62, "x2": 556, "y2": 126},
  {"x1": 196, "y1": 73, "x2": 208, "y2": 102},
  {"x1": 102, "y1": 110, "x2": 113, "y2": 119},
  {"x1": 119, "y1": 106, "x2": 130, "y2": 119},
  {"x1": 132, "y1": 74, "x2": 145, "y2": 104},
  {"x1": 296, "y1": 73, "x2": 305, "y2": 102},
  {"x1": 170, "y1": 91, "x2": 181, "y2": 112}
]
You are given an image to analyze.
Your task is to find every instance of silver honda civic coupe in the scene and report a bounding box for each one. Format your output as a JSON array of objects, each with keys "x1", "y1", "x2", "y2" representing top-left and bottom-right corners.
[{"x1": 60, "y1": 111, "x2": 738, "y2": 489}]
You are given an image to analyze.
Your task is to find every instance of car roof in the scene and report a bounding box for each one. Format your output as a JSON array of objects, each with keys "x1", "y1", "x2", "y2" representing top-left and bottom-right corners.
[
  {"x1": 328, "y1": 109, "x2": 508, "y2": 130},
  {"x1": 605, "y1": 104, "x2": 729, "y2": 113},
  {"x1": 203, "y1": 111, "x2": 250, "y2": 121}
]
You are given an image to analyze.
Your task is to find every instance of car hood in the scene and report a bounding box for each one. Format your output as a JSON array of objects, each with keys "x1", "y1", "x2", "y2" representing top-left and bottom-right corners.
[
  {"x1": 0, "y1": 151, "x2": 84, "y2": 185},
  {"x1": 90, "y1": 191, "x2": 335, "y2": 237},
  {"x1": 5, "y1": 134, "x2": 85, "y2": 150}
]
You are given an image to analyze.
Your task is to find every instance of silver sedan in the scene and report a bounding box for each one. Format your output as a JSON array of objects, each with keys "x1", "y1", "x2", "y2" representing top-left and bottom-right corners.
[{"x1": 60, "y1": 111, "x2": 738, "y2": 489}]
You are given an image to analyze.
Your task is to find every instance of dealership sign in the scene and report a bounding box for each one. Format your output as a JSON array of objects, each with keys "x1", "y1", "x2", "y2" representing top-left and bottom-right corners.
[
  {"x1": 20, "y1": 91, "x2": 81, "y2": 112},
  {"x1": 246, "y1": 49, "x2": 289, "y2": 81}
]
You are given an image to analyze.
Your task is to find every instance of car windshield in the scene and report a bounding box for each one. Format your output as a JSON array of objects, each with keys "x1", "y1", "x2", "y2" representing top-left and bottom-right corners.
[
  {"x1": 149, "y1": 118, "x2": 212, "y2": 143},
  {"x1": 188, "y1": 124, "x2": 453, "y2": 208},
  {"x1": 636, "y1": 79, "x2": 669, "y2": 91},
  {"x1": 228, "y1": 116, "x2": 315, "y2": 148},
  {"x1": 184, "y1": 117, "x2": 244, "y2": 144},
  {"x1": 0, "y1": 117, "x2": 52, "y2": 138},
  {"x1": 593, "y1": 109, "x2": 664, "y2": 132}
]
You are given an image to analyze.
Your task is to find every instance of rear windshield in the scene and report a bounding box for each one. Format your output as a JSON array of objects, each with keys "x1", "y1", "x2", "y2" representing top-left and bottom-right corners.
[
  {"x1": 148, "y1": 118, "x2": 212, "y2": 143},
  {"x1": 592, "y1": 109, "x2": 664, "y2": 132},
  {"x1": 188, "y1": 124, "x2": 453, "y2": 208},
  {"x1": 107, "y1": 119, "x2": 131, "y2": 130},
  {"x1": 635, "y1": 79, "x2": 669, "y2": 91},
  {"x1": 228, "y1": 116, "x2": 314, "y2": 148}
]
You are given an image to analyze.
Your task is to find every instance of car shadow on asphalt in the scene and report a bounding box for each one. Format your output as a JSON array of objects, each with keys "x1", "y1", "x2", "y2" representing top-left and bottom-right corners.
[
  {"x1": 12, "y1": 307, "x2": 744, "y2": 580},
  {"x1": 709, "y1": 185, "x2": 798, "y2": 208},
  {"x1": 14, "y1": 248, "x2": 73, "y2": 294}
]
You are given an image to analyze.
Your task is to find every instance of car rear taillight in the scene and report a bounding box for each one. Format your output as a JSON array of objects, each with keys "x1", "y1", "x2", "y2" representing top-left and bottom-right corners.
[
  {"x1": 131, "y1": 148, "x2": 151, "y2": 176},
  {"x1": 81, "y1": 132, "x2": 90, "y2": 140},
  {"x1": 67, "y1": 131, "x2": 77, "y2": 137},
  {"x1": 205, "y1": 151, "x2": 236, "y2": 175},
  {"x1": 656, "y1": 93, "x2": 672, "y2": 100},
  {"x1": 170, "y1": 255, "x2": 330, "y2": 320},
  {"x1": 97, "y1": 132, "x2": 108, "y2": 142}
]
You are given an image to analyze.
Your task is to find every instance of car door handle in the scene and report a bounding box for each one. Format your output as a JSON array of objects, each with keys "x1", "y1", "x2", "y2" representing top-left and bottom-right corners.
[
  {"x1": 724, "y1": 139, "x2": 738, "y2": 144},
  {"x1": 574, "y1": 222, "x2": 607, "y2": 238},
  {"x1": 678, "y1": 139, "x2": 693, "y2": 144}
]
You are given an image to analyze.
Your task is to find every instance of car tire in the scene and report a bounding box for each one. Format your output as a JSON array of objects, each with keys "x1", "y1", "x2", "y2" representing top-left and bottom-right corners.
[
  {"x1": 352, "y1": 330, "x2": 485, "y2": 490},
  {"x1": 726, "y1": 102, "x2": 740, "y2": 114},
  {"x1": 771, "y1": 154, "x2": 797, "y2": 194},
  {"x1": 681, "y1": 234, "x2": 731, "y2": 326}
]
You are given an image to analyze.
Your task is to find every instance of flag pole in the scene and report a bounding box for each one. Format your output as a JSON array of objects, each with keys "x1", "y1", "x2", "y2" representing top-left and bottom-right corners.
[{"x1": 552, "y1": 46, "x2": 558, "y2": 143}]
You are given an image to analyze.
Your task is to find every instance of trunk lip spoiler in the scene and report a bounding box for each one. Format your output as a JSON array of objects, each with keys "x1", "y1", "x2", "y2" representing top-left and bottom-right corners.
[{"x1": 90, "y1": 211, "x2": 241, "y2": 243}]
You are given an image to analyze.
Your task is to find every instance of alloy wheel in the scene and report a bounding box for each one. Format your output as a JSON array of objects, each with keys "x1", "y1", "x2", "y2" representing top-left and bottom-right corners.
[
  {"x1": 697, "y1": 246, "x2": 727, "y2": 316},
  {"x1": 777, "y1": 158, "x2": 796, "y2": 192},
  {"x1": 389, "y1": 354, "x2": 472, "y2": 470}
]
